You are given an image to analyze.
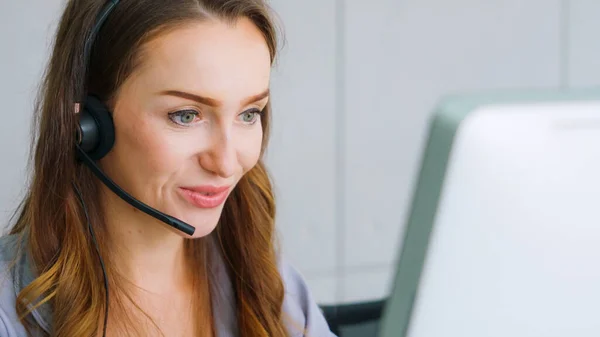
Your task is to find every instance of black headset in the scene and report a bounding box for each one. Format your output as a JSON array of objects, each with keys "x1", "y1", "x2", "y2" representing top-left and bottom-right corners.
[
  {"x1": 71, "y1": 1, "x2": 195, "y2": 335},
  {"x1": 75, "y1": 0, "x2": 195, "y2": 236}
]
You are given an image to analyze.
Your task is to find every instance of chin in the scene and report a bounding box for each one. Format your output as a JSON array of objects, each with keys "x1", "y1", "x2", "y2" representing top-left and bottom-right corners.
[
  {"x1": 166, "y1": 190, "x2": 231, "y2": 238},
  {"x1": 177, "y1": 208, "x2": 224, "y2": 239},
  {"x1": 185, "y1": 222, "x2": 219, "y2": 239}
]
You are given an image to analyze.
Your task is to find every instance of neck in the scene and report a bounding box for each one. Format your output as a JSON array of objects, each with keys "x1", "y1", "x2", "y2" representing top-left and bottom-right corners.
[{"x1": 101, "y1": 189, "x2": 194, "y2": 295}]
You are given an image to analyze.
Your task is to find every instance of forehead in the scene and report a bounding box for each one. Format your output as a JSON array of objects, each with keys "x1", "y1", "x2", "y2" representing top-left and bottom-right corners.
[{"x1": 130, "y1": 18, "x2": 272, "y2": 102}]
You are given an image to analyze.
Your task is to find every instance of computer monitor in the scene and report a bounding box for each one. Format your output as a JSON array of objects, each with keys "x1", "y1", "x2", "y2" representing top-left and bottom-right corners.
[{"x1": 379, "y1": 89, "x2": 600, "y2": 337}]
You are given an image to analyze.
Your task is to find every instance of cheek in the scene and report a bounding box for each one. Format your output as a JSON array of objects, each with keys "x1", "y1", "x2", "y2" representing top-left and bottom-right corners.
[
  {"x1": 136, "y1": 133, "x2": 181, "y2": 171},
  {"x1": 237, "y1": 128, "x2": 263, "y2": 172},
  {"x1": 112, "y1": 116, "x2": 183, "y2": 182}
]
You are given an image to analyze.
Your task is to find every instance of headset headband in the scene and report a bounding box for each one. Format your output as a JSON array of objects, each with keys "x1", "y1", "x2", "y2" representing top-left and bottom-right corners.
[{"x1": 78, "y1": 0, "x2": 121, "y2": 104}]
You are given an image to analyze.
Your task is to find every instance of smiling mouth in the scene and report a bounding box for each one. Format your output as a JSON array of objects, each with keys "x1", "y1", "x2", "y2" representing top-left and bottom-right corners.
[{"x1": 178, "y1": 185, "x2": 230, "y2": 209}]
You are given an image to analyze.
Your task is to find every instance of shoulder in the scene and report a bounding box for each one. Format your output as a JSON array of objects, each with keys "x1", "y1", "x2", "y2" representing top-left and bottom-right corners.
[
  {"x1": 0, "y1": 234, "x2": 31, "y2": 336},
  {"x1": 279, "y1": 258, "x2": 337, "y2": 337}
]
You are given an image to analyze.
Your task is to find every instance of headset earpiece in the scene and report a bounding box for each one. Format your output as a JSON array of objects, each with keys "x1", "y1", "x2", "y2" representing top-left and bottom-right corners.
[{"x1": 77, "y1": 95, "x2": 115, "y2": 160}]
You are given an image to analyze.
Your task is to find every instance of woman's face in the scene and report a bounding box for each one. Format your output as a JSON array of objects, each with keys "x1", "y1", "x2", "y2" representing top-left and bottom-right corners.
[{"x1": 102, "y1": 18, "x2": 271, "y2": 238}]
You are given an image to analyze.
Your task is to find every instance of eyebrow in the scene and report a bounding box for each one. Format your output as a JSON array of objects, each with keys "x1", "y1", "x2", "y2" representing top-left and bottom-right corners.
[{"x1": 159, "y1": 88, "x2": 270, "y2": 107}]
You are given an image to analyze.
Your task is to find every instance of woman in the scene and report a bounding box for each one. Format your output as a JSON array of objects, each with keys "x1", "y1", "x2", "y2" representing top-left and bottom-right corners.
[{"x1": 0, "y1": 0, "x2": 335, "y2": 336}]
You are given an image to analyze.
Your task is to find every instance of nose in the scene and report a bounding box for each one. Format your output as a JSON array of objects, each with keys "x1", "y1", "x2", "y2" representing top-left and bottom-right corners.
[{"x1": 198, "y1": 126, "x2": 237, "y2": 179}]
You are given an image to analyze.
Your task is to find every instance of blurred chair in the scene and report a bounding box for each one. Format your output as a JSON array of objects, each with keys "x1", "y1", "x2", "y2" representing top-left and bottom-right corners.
[
  {"x1": 320, "y1": 299, "x2": 386, "y2": 336},
  {"x1": 379, "y1": 88, "x2": 600, "y2": 337}
]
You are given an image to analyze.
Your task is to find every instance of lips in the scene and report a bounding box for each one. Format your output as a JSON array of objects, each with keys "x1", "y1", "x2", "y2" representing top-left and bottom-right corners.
[{"x1": 178, "y1": 185, "x2": 231, "y2": 209}]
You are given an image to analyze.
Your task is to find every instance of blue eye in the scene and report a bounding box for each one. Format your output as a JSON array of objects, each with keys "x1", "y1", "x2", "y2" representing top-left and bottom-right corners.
[
  {"x1": 239, "y1": 109, "x2": 262, "y2": 125},
  {"x1": 168, "y1": 110, "x2": 199, "y2": 126}
]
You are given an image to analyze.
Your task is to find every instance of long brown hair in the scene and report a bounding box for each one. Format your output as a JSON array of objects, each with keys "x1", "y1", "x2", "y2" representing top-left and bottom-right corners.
[{"x1": 8, "y1": 0, "x2": 289, "y2": 336}]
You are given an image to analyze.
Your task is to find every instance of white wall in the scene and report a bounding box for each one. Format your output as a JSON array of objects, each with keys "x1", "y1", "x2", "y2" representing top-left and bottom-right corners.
[
  {"x1": 266, "y1": 0, "x2": 339, "y2": 303},
  {"x1": 0, "y1": 2, "x2": 63, "y2": 223},
  {"x1": 1, "y1": 0, "x2": 599, "y2": 306},
  {"x1": 567, "y1": 0, "x2": 600, "y2": 87}
]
